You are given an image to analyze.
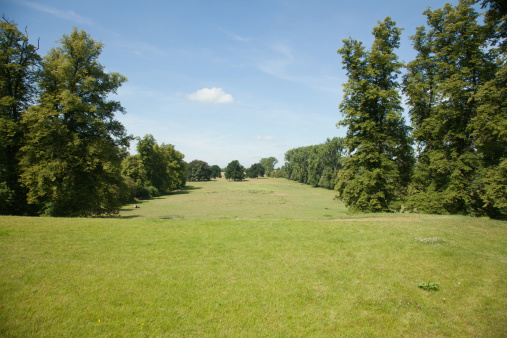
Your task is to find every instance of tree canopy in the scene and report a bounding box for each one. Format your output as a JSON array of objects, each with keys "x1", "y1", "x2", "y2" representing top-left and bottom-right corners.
[
  {"x1": 335, "y1": 17, "x2": 413, "y2": 212},
  {"x1": 19, "y1": 28, "x2": 130, "y2": 216},
  {"x1": 225, "y1": 160, "x2": 245, "y2": 181},
  {"x1": 0, "y1": 16, "x2": 41, "y2": 215}
]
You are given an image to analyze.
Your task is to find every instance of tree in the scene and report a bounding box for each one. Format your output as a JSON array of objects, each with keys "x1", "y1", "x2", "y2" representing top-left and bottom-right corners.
[
  {"x1": 137, "y1": 134, "x2": 186, "y2": 192},
  {"x1": 246, "y1": 163, "x2": 265, "y2": 178},
  {"x1": 259, "y1": 157, "x2": 278, "y2": 176},
  {"x1": 225, "y1": 160, "x2": 245, "y2": 181},
  {"x1": 187, "y1": 160, "x2": 211, "y2": 181},
  {"x1": 283, "y1": 137, "x2": 346, "y2": 189},
  {"x1": 336, "y1": 17, "x2": 414, "y2": 212},
  {"x1": 0, "y1": 17, "x2": 40, "y2": 215},
  {"x1": 403, "y1": 1, "x2": 501, "y2": 216},
  {"x1": 19, "y1": 29, "x2": 130, "y2": 216},
  {"x1": 210, "y1": 165, "x2": 222, "y2": 179}
]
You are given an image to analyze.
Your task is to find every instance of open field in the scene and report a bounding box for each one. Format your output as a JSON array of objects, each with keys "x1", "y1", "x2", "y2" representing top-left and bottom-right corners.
[
  {"x1": 120, "y1": 177, "x2": 350, "y2": 220},
  {"x1": 1, "y1": 178, "x2": 506, "y2": 336}
]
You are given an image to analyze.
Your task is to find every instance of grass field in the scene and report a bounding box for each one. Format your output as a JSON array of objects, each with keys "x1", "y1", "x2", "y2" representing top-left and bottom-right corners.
[{"x1": 1, "y1": 177, "x2": 505, "y2": 336}]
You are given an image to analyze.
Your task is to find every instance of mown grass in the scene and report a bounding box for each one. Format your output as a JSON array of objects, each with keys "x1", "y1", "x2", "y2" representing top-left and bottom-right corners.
[
  {"x1": 0, "y1": 178, "x2": 506, "y2": 336},
  {"x1": 121, "y1": 177, "x2": 349, "y2": 220}
]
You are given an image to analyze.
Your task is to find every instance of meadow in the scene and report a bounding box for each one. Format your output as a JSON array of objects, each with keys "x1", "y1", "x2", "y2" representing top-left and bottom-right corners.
[{"x1": 0, "y1": 177, "x2": 505, "y2": 336}]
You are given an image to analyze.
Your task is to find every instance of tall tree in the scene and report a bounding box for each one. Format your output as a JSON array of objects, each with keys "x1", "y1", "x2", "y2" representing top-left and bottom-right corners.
[
  {"x1": 335, "y1": 17, "x2": 413, "y2": 212},
  {"x1": 404, "y1": 0, "x2": 500, "y2": 215},
  {"x1": 19, "y1": 29, "x2": 130, "y2": 216},
  {"x1": 0, "y1": 17, "x2": 40, "y2": 215}
]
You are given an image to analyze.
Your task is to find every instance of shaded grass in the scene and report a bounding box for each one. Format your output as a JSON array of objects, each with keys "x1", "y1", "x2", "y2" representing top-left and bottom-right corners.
[{"x1": 0, "y1": 213, "x2": 505, "y2": 336}]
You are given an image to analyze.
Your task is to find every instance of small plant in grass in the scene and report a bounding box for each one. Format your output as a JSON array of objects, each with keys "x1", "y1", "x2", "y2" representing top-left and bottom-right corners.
[{"x1": 418, "y1": 281, "x2": 440, "y2": 291}]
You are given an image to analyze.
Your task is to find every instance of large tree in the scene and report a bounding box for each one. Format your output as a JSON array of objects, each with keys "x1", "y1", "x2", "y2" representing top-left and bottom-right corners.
[
  {"x1": 403, "y1": 0, "x2": 502, "y2": 216},
  {"x1": 0, "y1": 17, "x2": 40, "y2": 215},
  {"x1": 19, "y1": 29, "x2": 131, "y2": 216},
  {"x1": 336, "y1": 17, "x2": 413, "y2": 212}
]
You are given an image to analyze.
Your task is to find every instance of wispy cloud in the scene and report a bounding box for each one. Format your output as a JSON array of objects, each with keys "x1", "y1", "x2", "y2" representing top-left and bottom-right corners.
[
  {"x1": 220, "y1": 28, "x2": 252, "y2": 42},
  {"x1": 17, "y1": 0, "x2": 94, "y2": 26},
  {"x1": 187, "y1": 87, "x2": 234, "y2": 104},
  {"x1": 257, "y1": 136, "x2": 275, "y2": 141}
]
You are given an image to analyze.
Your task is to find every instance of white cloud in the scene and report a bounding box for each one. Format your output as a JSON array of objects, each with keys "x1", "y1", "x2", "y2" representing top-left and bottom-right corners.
[
  {"x1": 17, "y1": 1, "x2": 94, "y2": 26},
  {"x1": 257, "y1": 136, "x2": 274, "y2": 141},
  {"x1": 187, "y1": 87, "x2": 234, "y2": 104}
]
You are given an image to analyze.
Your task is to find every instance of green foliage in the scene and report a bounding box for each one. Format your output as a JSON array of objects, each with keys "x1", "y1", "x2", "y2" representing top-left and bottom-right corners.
[
  {"x1": 186, "y1": 160, "x2": 211, "y2": 181},
  {"x1": 224, "y1": 160, "x2": 245, "y2": 181},
  {"x1": 19, "y1": 28, "x2": 130, "y2": 216},
  {"x1": 121, "y1": 154, "x2": 148, "y2": 186},
  {"x1": 0, "y1": 16, "x2": 41, "y2": 215},
  {"x1": 404, "y1": 0, "x2": 506, "y2": 217},
  {"x1": 284, "y1": 137, "x2": 345, "y2": 189},
  {"x1": 210, "y1": 165, "x2": 222, "y2": 179},
  {"x1": 336, "y1": 17, "x2": 413, "y2": 212},
  {"x1": 246, "y1": 163, "x2": 265, "y2": 178},
  {"x1": 259, "y1": 157, "x2": 278, "y2": 175},
  {"x1": 418, "y1": 281, "x2": 440, "y2": 291},
  {"x1": 136, "y1": 134, "x2": 186, "y2": 193}
]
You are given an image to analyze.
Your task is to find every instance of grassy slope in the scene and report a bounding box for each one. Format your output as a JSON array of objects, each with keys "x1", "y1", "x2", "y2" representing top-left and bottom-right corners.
[{"x1": 0, "y1": 178, "x2": 505, "y2": 336}]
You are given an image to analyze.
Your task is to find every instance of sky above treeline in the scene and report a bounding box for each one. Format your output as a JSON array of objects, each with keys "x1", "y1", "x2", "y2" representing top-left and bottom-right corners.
[{"x1": 3, "y1": 0, "x2": 464, "y2": 168}]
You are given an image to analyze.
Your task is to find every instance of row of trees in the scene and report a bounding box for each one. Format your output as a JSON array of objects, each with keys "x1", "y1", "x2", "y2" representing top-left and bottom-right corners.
[
  {"x1": 0, "y1": 19, "x2": 136, "y2": 216},
  {"x1": 186, "y1": 160, "x2": 221, "y2": 181},
  {"x1": 121, "y1": 135, "x2": 186, "y2": 199},
  {"x1": 283, "y1": 137, "x2": 346, "y2": 189},
  {"x1": 280, "y1": 1, "x2": 505, "y2": 219},
  {"x1": 0, "y1": 20, "x2": 189, "y2": 216},
  {"x1": 334, "y1": 0, "x2": 505, "y2": 217}
]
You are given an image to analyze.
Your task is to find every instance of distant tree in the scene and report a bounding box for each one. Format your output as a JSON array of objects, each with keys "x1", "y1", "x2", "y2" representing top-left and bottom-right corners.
[
  {"x1": 187, "y1": 160, "x2": 211, "y2": 181},
  {"x1": 19, "y1": 29, "x2": 131, "y2": 216},
  {"x1": 336, "y1": 17, "x2": 414, "y2": 212},
  {"x1": 225, "y1": 160, "x2": 245, "y2": 181},
  {"x1": 246, "y1": 163, "x2": 265, "y2": 178},
  {"x1": 137, "y1": 134, "x2": 186, "y2": 192},
  {"x1": 283, "y1": 137, "x2": 346, "y2": 189},
  {"x1": 259, "y1": 157, "x2": 278, "y2": 176},
  {"x1": 210, "y1": 165, "x2": 222, "y2": 179},
  {"x1": 0, "y1": 17, "x2": 41, "y2": 215}
]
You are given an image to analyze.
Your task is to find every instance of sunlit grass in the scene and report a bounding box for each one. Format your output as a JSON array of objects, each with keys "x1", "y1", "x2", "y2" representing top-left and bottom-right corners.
[
  {"x1": 121, "y1": 177, "x2": 350, "y2": 220},
  {"x1": 0, "y1": 178, "x2": 505, "y2": 336}
]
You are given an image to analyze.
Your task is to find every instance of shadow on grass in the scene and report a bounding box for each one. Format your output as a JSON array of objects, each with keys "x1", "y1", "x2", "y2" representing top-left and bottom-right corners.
[{"x1": 167, "y1": 185, "x2": 202, "y2": 195}]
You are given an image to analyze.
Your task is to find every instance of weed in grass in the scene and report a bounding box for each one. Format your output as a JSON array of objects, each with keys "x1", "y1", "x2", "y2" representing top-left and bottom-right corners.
[{"x1": 418, "y1": 281, "x2": 440, "y2": 291}]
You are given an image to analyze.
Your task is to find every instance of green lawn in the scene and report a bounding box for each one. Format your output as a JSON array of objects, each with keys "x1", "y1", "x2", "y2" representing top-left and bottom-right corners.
[
  {"x1": 120, "y1": 177, "x2": 350, "y2": 220},
  {"x1": 1, "y1": 178, "x2": 505, "y2": 336}
]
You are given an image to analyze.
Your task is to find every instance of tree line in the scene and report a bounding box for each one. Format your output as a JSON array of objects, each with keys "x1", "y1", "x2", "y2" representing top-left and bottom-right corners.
[
  {"x1": 282, "y1": 0, "x2": 506, "y2": 218},
  {"x1": 0, "y1": 19, "x2": 191, "y2": 216}
]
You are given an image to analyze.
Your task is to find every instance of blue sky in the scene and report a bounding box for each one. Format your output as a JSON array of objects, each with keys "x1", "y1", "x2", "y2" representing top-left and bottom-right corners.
[{"x1": 3, "y1": 0, "x2": 462, "y2": 168}]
